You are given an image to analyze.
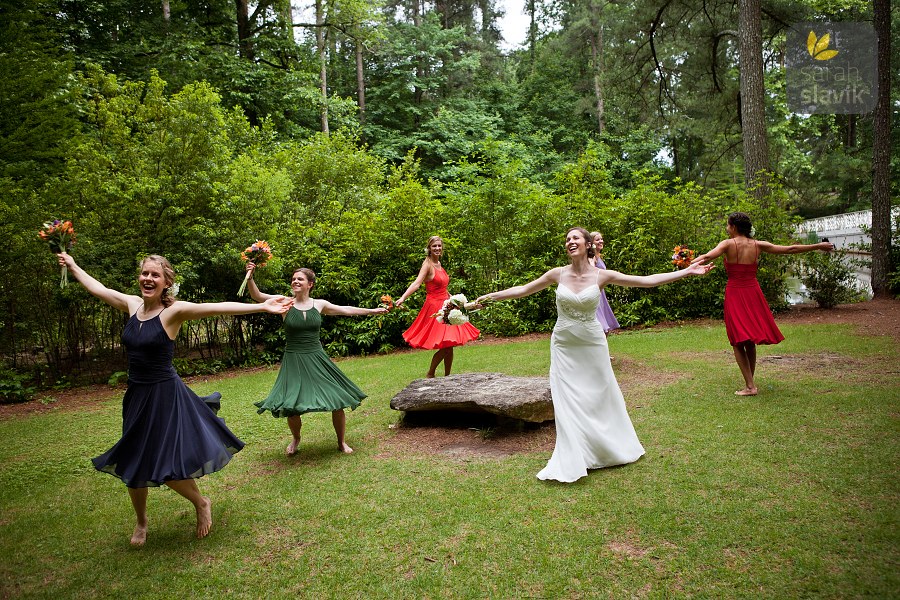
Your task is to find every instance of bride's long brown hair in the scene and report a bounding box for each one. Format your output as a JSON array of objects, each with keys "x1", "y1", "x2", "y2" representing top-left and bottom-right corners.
[{"x1": 565, "y1": 227, "x2": 596, "y2": 260}]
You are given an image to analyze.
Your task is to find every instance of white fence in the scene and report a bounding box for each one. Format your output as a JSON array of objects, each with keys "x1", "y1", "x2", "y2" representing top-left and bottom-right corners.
[{"x1": 794, "y1": 207, "x2": 898, "y2": 299}]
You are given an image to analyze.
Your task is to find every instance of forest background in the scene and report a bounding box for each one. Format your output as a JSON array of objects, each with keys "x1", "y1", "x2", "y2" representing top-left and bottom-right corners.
[{"x1": 1, "y1": 0, "x2": 897, "y2": 395}]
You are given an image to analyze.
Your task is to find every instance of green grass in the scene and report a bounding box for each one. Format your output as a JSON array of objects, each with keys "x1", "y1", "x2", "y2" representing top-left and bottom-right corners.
[{"x1": 0, "y1": 322, "x2": 897, "y2": 598}]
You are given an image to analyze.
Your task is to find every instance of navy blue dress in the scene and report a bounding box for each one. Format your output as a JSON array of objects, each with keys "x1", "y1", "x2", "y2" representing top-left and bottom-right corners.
[{"x1": 92, "y1": 312, "x2": 244, "y2": 488}]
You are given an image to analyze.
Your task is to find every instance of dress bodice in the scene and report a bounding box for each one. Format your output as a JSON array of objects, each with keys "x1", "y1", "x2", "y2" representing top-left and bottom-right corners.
[
  {"x1": 425, "y1": 266, "x2": 450, "y2": 300},
  {"x1": 122, "y1": 314, "x2": 177, "y2": 384},
  {"x1": 556, "y1": 284, "x2": 602, "y2": 324},
  {"x1": 284, "y1": 306, "x2": 324, "y2": 353},
  {"x1": 724, "y1": 261, "x2": 760, "y2": 289}
]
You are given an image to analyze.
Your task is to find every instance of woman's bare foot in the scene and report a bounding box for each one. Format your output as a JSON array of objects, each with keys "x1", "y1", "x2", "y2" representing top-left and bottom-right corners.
[
  {"x1": 286, "y1": 437, "x2": 300, "y2": 455},
  {"x1": 130, "y1": 522, "x2": 148, "y2": 547},
  {"x1": 735, "y1": 387, "x2": 758, "y2": 396},
  {"x1": 195, "y1": 497, "x2": 212, "y2": 539},
  {"x1": 338, "y1": 442, "x2": 354, "y2": 454}
]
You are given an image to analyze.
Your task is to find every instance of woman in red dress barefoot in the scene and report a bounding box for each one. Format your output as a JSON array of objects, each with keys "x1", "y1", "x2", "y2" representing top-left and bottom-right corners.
[
  {"x1": 396, "y1": 236, "x2": 480, "y2": 378},
  {"x1": 693, "y1": 212, "x2": 834, "y2": 396}
]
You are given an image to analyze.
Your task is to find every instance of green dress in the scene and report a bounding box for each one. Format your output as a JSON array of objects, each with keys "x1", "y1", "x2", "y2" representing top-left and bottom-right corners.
[{"x1": 255, "y1": 306, "x2": 366, "y2": 417}]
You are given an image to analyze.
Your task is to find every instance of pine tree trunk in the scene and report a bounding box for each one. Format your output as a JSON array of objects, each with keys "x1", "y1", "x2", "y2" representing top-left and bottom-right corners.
[
  {"x1": 234, "y1": 0, "x2": 255, "y2": 62},
  {"x1": 737, "y1": 0, "x2": 770, "y2": 199},
  {"x1": 871, "y1": 0, "x2": 892, "y2": 297},
  {"x1": 316, "y1": 0, "x2": 329, "y2": 134},
  {"x1": 413, "y1": 0, "x2": 424, "y2": 123},
  {"x1": 356, "y1": 40, "x2": 366, "y2": 128},
  {"x1": 589, "y1": 5, "x2": 605, "y2": 135}
]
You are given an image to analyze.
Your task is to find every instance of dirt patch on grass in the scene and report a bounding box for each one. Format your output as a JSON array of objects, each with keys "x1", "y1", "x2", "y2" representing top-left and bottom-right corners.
[
  {"x1": 776, "y1": 298, "x2": 900, "y2": 342},
  {"x1": 375, "y1": 357, "x2": 681, "y2": 459},
  {"x1": 374, "y1": 420, "x2": 557, "y2": 460}
]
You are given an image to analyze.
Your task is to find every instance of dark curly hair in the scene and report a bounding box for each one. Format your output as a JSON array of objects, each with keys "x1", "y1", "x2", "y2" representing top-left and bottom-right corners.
[{"x1": 728, "y1": 212, "x2": 753, "y2": 237}]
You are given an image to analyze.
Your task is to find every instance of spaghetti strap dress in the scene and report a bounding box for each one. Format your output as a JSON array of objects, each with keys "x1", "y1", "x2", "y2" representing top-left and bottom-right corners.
[
  {"x1": 402, "y1": 265, "x2": 480, "y2": 349},
  {"x1": 537, "y1": 284, "x2": 645, "y2": 483},
  {"x1": 593, "y1": 256, "x2": 620, "y2": 332},
  {"x1": 723, "y1": 242, "x2": 785, "y2": 346},
  {"x1": 255, "y1": 306, "x2": 366, "y2": 417},
  {"x1": 92, "y1": 312, "x2": 244, "y2": 488}
]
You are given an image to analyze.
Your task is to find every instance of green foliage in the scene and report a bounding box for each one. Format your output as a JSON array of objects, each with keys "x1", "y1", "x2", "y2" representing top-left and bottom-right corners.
[
  {"x1": 0, "y1": 368, "x2": 35, "y2": 404},
  {"x1": 797, "y1": 251, "x2": 864, "y2": 308}
]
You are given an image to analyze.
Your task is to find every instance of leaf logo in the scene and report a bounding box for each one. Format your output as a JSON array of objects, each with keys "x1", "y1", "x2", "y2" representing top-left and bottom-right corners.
[{"x1": 807, "y1": 31, "x2": 838, "y2": 60}]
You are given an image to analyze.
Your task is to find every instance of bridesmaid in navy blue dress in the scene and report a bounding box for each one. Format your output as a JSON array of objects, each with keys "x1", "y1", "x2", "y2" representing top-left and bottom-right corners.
[{"x1": 57, "y1": 252, "x2": 291, "y2": 546}]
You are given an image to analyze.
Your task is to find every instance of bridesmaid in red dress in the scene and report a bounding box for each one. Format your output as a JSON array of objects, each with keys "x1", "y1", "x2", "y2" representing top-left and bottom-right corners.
[
  {"x1": 396, "y1": 236, "x2": 480, "y2": 377},
  {"x1": 693, "y1": 212, "x2": 833, "y2": 396}
]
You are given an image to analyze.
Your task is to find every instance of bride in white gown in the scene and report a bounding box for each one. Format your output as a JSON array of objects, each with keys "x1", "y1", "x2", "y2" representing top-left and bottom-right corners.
[{"x1": 477, "y1": 227, "x2": 713, "y2": 483}]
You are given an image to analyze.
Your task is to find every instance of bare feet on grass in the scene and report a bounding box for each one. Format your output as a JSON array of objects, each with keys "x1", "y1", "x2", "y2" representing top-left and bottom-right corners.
[
  {"x1": 130, "y1": 522, "x2": 148, "y2": 547},
  {"x1": 735, "y1": 387, "x2": 758, "y2": 396},
  {"x1": 196, "y1": 497, "x2": 212, "y2": 539},
  {"x1": 286, "y1": 437, "x2": 300, "y2": 456},
  {"x1": 338, "y1": 442, "x2": 354, "y2": 454}
]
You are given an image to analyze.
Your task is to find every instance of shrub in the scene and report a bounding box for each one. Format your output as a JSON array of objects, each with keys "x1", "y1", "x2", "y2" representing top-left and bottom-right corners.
[
  {"x1": 796, "y1": 250, "x2": 862, "y2": 308},
  {"x1": 0, "y1": 368, "x2": 35, "y2": 404}
]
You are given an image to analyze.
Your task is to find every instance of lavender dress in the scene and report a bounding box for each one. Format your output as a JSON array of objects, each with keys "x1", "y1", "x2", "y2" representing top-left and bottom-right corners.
[{"x1": 594, "y1": 256, "x2": 620, "y2": 332}]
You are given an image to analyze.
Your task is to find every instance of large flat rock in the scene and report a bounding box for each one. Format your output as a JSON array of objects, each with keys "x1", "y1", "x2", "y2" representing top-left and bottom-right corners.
[{"x1": 390, "y1": 372, "x2": 554, "y2": 423}]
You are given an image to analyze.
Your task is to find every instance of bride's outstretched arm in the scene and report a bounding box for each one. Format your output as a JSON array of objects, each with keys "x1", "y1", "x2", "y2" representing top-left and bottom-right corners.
[
  {"x1": 601, "y1": 262, "x2": 713, "y2": 289},
  {"x1": 476, "y1": 268, "x2": 562, "y2": 304}
]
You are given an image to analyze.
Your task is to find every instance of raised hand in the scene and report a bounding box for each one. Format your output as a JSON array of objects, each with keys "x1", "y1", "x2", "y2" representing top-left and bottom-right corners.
[{"x1": 57, "y1": 252, "x2": 76, "y2": 269}]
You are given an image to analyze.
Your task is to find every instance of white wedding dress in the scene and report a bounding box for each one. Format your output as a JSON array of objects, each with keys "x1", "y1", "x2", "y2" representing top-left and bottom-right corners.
[{"x1": 537, "y1": 283, "x2": 646, "y2": 483}]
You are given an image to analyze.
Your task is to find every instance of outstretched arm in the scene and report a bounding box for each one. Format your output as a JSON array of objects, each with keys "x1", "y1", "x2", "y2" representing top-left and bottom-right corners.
[
  {"x1": 757, "y1": 241, "x2": 834, "y2": 255},
  {"x1": 169, "y1": 297, "x2": 292, "y2": 321},
  {"x1": 57, "y1": 253, "x2": 139, "y2": 313},
  {"x1": 245, "y1": 262, "x2": 279, "y2": 302},
  {"x1": 601, "y1": 262, "x2": 714, "y2": 289},
  {"x1": 396, "y1": 260, "x2": 433, "y2": 306},
  {"x1": 317, "y1": 300, "x2": 388, "y2": 317},
  {"x1": 692, "y1": 240, "x2": 730, "y2": 265},
  {"x1": 476, "y1": 268, "x2": 562, "y2": 304}
]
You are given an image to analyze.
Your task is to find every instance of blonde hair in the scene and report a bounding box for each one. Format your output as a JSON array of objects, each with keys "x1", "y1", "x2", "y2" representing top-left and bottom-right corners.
[
  {"x1": 141, "y1": 255, "x2": 177, "y2": 307},
  {"x1": 425, "y1": 235, "x2": 443, "y2": 257}
]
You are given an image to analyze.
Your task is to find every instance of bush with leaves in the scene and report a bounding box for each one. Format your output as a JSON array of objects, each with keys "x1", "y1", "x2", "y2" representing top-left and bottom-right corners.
[{"x1": 796, "y1": 250, "x2": 863, "y2": 309}]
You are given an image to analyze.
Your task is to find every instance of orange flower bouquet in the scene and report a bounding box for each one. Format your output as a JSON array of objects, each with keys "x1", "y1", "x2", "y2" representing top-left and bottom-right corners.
[
  {"x1": 238, "y1": 240, "x2": 272, "y2": 296},
  {"x1": 39, "y1": 219, "x2": 77, "y2": 287},
  {"x1": 379, "y1": 295, "x2": 395, "y2": 310},
  {"x1": 671, "y1": 245, "x2": 695, "y2": 270}
]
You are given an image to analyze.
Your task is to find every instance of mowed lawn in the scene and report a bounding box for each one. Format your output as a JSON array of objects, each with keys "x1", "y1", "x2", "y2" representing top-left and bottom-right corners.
[{"x1": 0, "y1": 321, "x2": 897, "y2": 598}]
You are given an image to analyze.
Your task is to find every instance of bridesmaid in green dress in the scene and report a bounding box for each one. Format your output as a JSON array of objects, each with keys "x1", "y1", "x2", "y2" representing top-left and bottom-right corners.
[{"x1": 246, "y1": 264, "x2": 387, "y2": 455}]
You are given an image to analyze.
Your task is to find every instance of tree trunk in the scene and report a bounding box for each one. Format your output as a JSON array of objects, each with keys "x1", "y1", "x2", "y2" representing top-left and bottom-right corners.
[
  {"x1": 162, "y1": 0, "x2": 170, "y2": 24},
  {"x1": 316, "y1": 0, "x2": 329, "y2": 134},
  {"x1": 280, "y1": 0, "x2": 295, "y2": 42},
  {"x1": 527, "y1": 0, "x2": 537, "y2": 64},
  {"x1": 871, "y1": 0, "x2": 892, "y2": 298},
  {"x1": 412, "y1": 0, "x2": 424, "y2": 123},
  {"x1": 235, "y1": 0, "x2": 255, "y2": 62},
  {"x1": 737, "y1": 0, "x2": 770, "y2": 199},
  {"x1": 356, "y1": 39, "x2": 366, "y2": 128},
  {"x1": 589, "y1": 4, "x2": 605, "y2": 135}
]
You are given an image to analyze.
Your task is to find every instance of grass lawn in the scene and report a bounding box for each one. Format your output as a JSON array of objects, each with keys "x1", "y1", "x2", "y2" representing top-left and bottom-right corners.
[{"x1": 0, "y1": 321, "x2": 897, "y2": 598}]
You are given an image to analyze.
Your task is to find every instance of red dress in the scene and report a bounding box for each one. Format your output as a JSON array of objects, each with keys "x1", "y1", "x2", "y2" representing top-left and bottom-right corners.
[
  {"x1": 723, "y1": 258, "x2": 785, "y2": 346},
  {"x1": 402, "y1": 266, "x2": 480, "y2": 349}
]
